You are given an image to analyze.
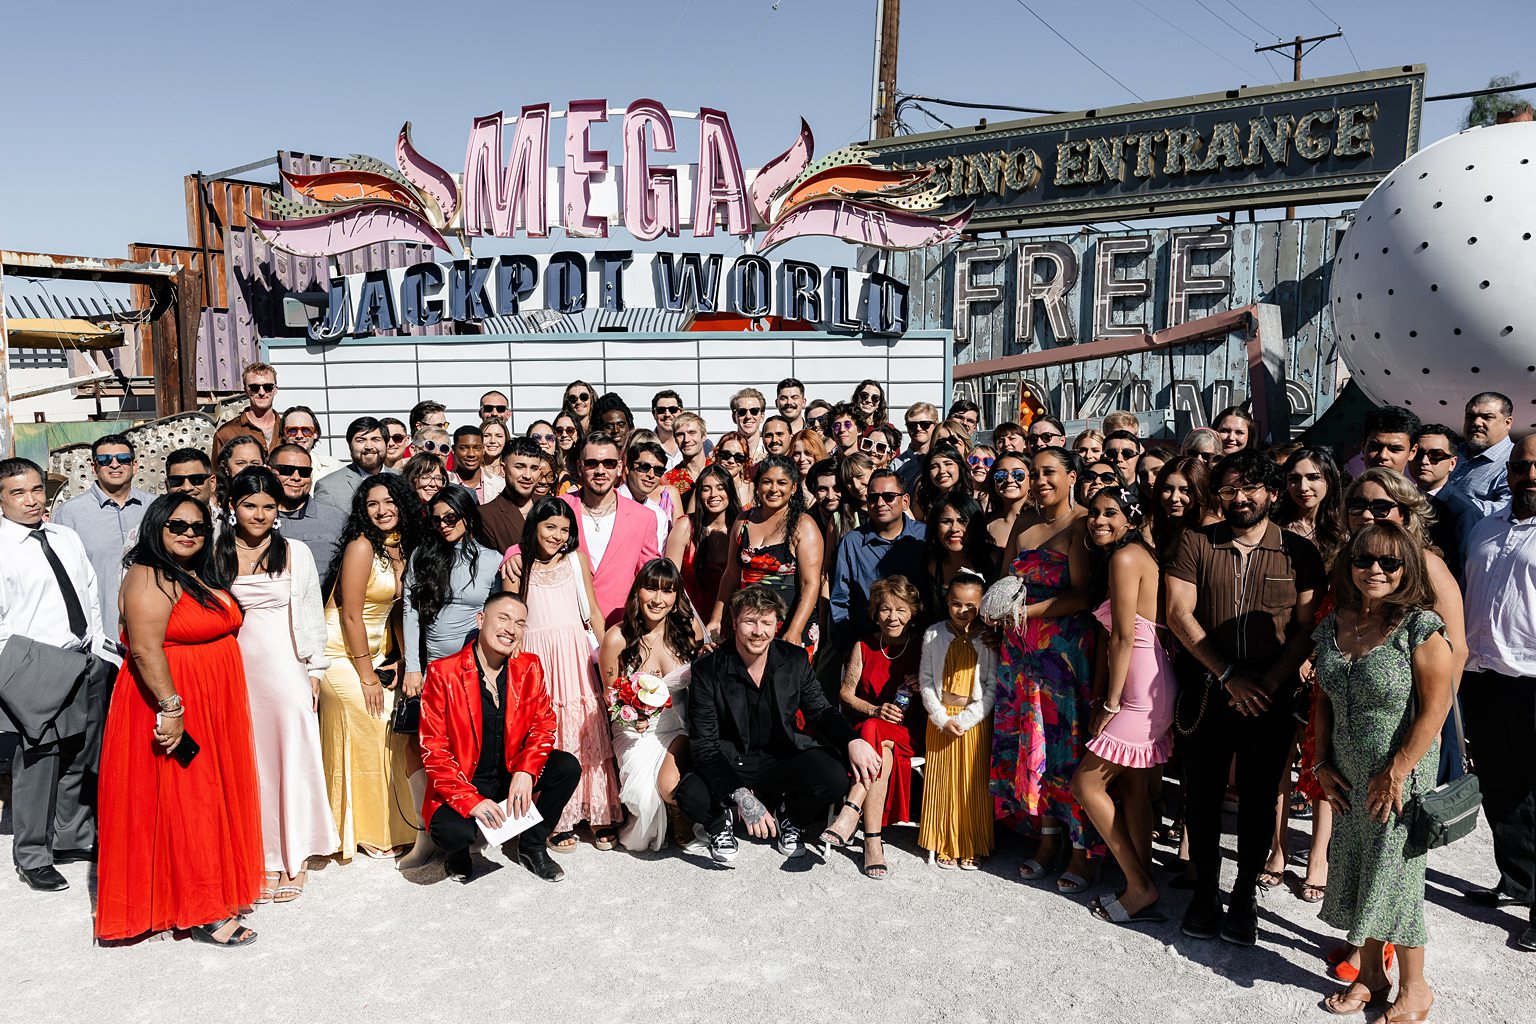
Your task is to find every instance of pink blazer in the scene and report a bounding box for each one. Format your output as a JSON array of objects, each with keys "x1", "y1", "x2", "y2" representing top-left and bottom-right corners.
[{"x1": 560, "y1": 492, "x2": 661, "y2": 627}]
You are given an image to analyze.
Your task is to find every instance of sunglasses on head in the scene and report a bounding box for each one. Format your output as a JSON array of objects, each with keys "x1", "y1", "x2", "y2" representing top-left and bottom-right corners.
[
  {"x1": 567, "y1": 391, "x2": 591, "y2": 403},
  {"x1": 1346, "y1": 497, "x2": 1400, "y2": 518},
  {"x1": 93, "y1": 453, "x2": 134, "y2": 466},
  {"x1": 905, "y1": 420, "x2": 934, "y2": 433},
  {"x1": 272, "y1": 463, "x2": 313, "y2": 478},
  {"x1": 716, "y1": 450, "x2": 747, "y2": 465},
  {"x1": 967, "y1": 454, "x2": 994, "y2": 468},
  {"x1": 1087, "y1": 471, "x2": 1120, "y2": 485},
  {"x1": 866, "y1": 490, "x2": 903, "y2": 505},
  {"x1": 632, "y1": 461, "x2": 665, "y2": 476},
  {"x1": 165, "y1": 518, "x2": 212, "y2": 537},
  {"x1": 246, "y1": 382, "x2": 276, "y2": 395},
  {"x1": 285, "y1": 426, "x2": 317, "y2": 439},
  {"x1": 480, "y1": 404, "x2": 508, "y2": 414},
  {"x1": 583, "y1": 458, "x2": 620, "y2": 471},
  {"x1": 1415, "y1": 449, "x2": 1456, "y2": 465},
  {"x1": 734, "y1": 406, "x2": 763, "y2": 418},
  {"x1": 994, "y1": 468, "x2": 1029, "y2": 484},
  {"x1": 430, "y1": 512, "x2": 464, "y2": 528},
  {"x1": 860, "y1": 437, "x2": 890, "y2": 455},
  {"x1": 1351, "y1": 553, "x2": 1404, "y2": 573},
  {"x1": 166, "y1": 472, "x2": 210, "y2": 488}
]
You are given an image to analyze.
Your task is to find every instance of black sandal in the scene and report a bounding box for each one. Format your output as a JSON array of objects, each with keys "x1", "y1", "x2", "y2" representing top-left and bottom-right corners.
[
  {"x1": 546, "y1": 830, "x2": 579, "y2": 854},
  {"x1": 860, "y1": 833, "x2": 888, "y2": 880},
  {"x1": 188, "y1": 916, "x2": 257, "y2": 948},
  {"x1": 818, "y1": 799, "x2": 861, "y2": 849}
]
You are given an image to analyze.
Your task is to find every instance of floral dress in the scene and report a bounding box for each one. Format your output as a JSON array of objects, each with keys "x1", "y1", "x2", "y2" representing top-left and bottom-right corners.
[
  {"x1": 1314, "y1": 608, "x2": 1444, "y2": 947},
  {"x1": 991, "y1": 547, "x2": 1096, "y2": 848}
]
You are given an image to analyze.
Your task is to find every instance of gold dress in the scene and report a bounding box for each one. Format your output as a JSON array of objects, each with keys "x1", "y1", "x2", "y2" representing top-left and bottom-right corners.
[{"x1": 318, "y1": 554, "x2": 418, "y2": 857}]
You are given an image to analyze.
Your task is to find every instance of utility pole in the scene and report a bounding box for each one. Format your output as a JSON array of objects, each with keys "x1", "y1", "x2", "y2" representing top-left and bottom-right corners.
[
  {"x1": 1256, "y1": 31, "x2": 1342, "y2": 217},
  {"x1": 869, "y1": 0, "x2": 901, "y2": 139}
]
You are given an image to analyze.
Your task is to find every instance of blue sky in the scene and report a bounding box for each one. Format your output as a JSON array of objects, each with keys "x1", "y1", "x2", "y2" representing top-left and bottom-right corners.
[{"x1": 1, "y1": 0, "x2": 1530, "y2": 260}]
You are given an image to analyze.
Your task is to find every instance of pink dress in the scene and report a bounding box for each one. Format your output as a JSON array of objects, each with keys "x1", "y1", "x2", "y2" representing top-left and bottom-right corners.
[
  {"x1": 521, "y1": 557, "x2": 622, "y2": 831},
  {"x1": 1087, "y1": 600, "x2": 1176, "y2": 768}
]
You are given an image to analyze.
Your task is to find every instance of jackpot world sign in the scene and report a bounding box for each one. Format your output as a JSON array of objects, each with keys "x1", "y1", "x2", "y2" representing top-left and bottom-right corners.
[{"x1": 853, "y1": 66, "x2": 1424, "y2": 230}]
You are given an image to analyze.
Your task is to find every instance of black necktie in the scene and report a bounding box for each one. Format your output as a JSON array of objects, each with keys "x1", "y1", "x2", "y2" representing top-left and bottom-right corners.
[{"x1": 32, "y1": 529, "x2": 88, "y2": 639}]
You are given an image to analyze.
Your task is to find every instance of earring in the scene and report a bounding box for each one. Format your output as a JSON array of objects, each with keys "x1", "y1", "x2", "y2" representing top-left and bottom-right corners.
[
  {"x1": 272, "y1": 517, "x2": 281, "y2": 530},
  {"x1": 227, "y1": 511, "x2": 237, "y2": 527}
]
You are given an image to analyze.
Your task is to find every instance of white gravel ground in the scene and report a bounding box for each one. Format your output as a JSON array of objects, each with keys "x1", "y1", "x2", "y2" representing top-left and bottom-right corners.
[{"x1": 2, "y1": 795, "x2": 1532, "y2": 1024}]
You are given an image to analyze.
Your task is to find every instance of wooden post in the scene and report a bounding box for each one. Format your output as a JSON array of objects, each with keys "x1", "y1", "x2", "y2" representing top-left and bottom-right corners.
[
  {"x1": 869, "y1": 0, "x2": 901, "y2": 139},
  {"x1": 151, "y1": 263, "x2": 203, "y2": 417}
]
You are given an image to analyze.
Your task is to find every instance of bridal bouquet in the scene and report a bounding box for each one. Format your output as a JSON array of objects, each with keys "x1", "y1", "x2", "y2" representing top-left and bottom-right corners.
[{"x1": 608, "y1": 672, "x2": 672, "y2": 729}]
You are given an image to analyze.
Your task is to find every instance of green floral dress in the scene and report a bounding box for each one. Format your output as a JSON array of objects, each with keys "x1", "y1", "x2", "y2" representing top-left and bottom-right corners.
[{"x1": 1313, "y1": 607, "x2": 1445, "y2": 947}]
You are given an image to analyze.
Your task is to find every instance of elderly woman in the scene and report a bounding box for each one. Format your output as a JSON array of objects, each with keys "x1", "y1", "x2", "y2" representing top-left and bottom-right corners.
[{"x1": 1312, "y1": 522, "x2": 1453, "y2": 1021}]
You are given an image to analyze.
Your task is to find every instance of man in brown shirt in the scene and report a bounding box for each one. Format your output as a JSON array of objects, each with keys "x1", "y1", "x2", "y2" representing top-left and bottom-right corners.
[
  {"x1": 477, "y1": 437, "x2": 544, "y2": 555},
  {"x1": 212, "y1": 362, "x2": 280, "y2": 456},
  {"x1": 1166, "y1": 449, "x2": 1325, "y2": 947}
]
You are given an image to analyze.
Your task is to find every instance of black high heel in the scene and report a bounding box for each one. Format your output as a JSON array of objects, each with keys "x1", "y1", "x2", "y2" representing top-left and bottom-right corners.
[
  {"x1": 818, "y1": 798, "x2": 861, "y2": 848},
  {"x1": 861, "y1": 833, "x2": 888, "y2": 879}
]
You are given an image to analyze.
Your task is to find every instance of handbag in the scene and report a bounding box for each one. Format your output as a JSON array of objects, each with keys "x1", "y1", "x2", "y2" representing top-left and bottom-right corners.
[
  {"x1": 569, "y1": 551, "x2": 601, "y2": 654},
  {"x1": 1403, "y1": 695, "x2": 1482, "y2": 855},
  {"x1": 390, "y1": 692, "x2": 421, "y2": 735}
]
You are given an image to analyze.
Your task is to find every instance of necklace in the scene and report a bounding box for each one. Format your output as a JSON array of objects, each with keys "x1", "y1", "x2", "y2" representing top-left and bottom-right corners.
[
  {"x1": 1351, "y1": 610, "x2": 1384, "y2": 647},
  {"x1": 877, "y1": 635, "x2": 910, "y2": 660}
]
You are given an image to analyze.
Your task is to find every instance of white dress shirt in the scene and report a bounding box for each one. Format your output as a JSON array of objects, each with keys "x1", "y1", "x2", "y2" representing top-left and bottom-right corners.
[
  {"x1": 0, "y1": 516, "x2": 104, "y2": 657},
  {"x1": 1463, "y1": 506, "x2": 1536, "y2": 677}
]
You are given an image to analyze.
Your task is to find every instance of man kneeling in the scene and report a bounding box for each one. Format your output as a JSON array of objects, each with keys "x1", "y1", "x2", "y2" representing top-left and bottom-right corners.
[
  {"x1": 419, "y1": 593, "x2": 579, "y2": 882},
  {"x1": 677, "y1": 584, "x2": 882, "y2": 863}
]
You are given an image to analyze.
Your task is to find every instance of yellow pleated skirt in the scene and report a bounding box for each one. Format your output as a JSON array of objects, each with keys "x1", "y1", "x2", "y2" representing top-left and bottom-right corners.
[{"x1": 918, "y1": 708, "x2": 995, "y2": 861}]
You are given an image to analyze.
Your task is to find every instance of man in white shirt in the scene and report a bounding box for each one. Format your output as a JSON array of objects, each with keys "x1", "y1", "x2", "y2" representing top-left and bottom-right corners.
[
  {"x1": 729, "y1": 388, "x2": 768, "y2": 462},
  {"x1": 1460, "y1": 433, "x2": 1536, "y2": 952},
  {"x1": 0, "y1": 458, "x2": 107, "y2": 891},
  {"x1": 617, "y1": 440, "x2": 679, "y2": 551}
]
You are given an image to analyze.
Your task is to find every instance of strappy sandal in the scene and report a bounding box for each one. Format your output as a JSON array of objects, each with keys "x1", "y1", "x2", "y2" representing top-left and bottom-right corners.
[
  {"x1": 860, "y1": 833, "x2": 888, "y2": 880},
  {"x1": 936, "y1": 855, "x2": 959, "y2": 870},
  {"x1": 547, "y1": 830, "x2": 579, "y2": 854},
  {"x1": 1383, "y1": 1001, "x2": 1433, "y2": 1023},
  {"x1": 1328, "y1": 942, "x2": 1395, "y2": 983},
  {"x1": 1323, "y1": 982, "x2": 1390, "y2": 1015},
  {"x1": 1300, "y1": 882, "x2": 1327, "y2": 903},
  {"x1": 959, "y1": 858, "x2": 980, "y2": 871},
  {"x1": 819, "y1": 799, "x2": 862, "y2": 849},
  {"x1": 1257, "y1": 868, "x2": 1285, "y2": 890},
  {"x1": 255, "y1": 871, "x2": 279, "y2": 905},
  {"x1": 593, "y1": 827, "x2": 620, "y2": 852},
  {"x1": 188, "y1": 916, "x2": 257, "y2": 948},
  {"x1": 273, "y1": 871, "x2": 306, "y2": 903}
]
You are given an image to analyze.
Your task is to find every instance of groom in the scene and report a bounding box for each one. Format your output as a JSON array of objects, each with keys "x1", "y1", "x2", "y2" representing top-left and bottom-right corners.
[{"x1": 677, "y1": 585, "x2": 882, "y2": 863}]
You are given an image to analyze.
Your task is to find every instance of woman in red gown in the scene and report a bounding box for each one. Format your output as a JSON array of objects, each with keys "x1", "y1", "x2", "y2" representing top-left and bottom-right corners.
[{"x1": 95, "y1": 493, "x2": 264, "y2": 947}]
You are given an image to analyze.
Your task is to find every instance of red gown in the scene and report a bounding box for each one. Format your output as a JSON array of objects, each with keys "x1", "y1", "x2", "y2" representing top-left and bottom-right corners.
[
  {"x1": 95, "y1": 592, "x2": 264, "y2": 941},
  {"x1": 851, "y1": 637, "x2": 925, "y2": 823}
]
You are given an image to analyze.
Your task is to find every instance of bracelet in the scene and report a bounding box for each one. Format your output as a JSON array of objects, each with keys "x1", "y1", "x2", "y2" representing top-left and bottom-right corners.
[
  {"x1": 1102, "y1": 703, "x2": 1122, "y2": 714},
  {"x1": 348, "y1": 653, "x2": 370, "y2": 662},
  {"x1": 1217, "y1": 663, "x2": 1235, "y2": 685},
  {"x1": 158, "y1": 707, "x2": 185, "y2": 719},
  {"x1": 361, "y1": 678, "x2": 381, "y2": 687},
  {"x1": 157, "y1": 694, "x2": 183, "y2": 712}
]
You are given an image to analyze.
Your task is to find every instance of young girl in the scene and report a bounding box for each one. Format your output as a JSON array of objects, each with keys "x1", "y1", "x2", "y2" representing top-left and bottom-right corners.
[{"x1": 918, "y1": 572, "x2": 998, "y2": 870}]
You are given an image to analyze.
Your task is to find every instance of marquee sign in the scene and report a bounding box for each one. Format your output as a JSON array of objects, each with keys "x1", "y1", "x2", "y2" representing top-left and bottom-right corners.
[{"x1": 849, "y1": 66, "x2": 1424, "y2": 230}]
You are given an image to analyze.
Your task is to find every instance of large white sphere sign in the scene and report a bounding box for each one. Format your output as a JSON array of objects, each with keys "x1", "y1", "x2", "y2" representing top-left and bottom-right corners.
[{"x1": 1331, "y1": 122, "x2": 1536, "y2": 425}]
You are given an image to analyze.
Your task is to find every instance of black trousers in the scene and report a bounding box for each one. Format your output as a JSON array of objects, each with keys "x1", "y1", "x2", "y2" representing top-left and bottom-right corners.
[
  {"x1": 427, "y1": 750, "x2": 580, "y2": 856},
  {"x1": 1182, "y1": 691, "x2": 1295, "y2": 901},
  {"x1": 1461, "y1": 670, "x2": 1536, "y2": 919},
  {"x1": 675, "y1": 747, "x2": 848, "y2": 831}
]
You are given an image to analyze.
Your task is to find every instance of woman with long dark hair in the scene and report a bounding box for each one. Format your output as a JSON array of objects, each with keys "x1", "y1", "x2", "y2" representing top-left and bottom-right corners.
[
  {"x1": 318, "y1": 474, "x2": 422, "y2": 860},
  {"x1": 706, "y1": 455, "x2": 824, "y2": 652},
  {"x1": 1213, "y1": 405, "x2": 1257, "y2": 454},
  {"x1": 503, "y1": 496, "x2": 620, "y2": 852},
  {"x1": 851, "y1": 378, "x2": 889, "y2": 428},
  {"x1": 1071, "y1": 486, "x2": 1176, "y2": 925},
  {"x1": 913, "y1": 443, "x2": 971, "y2": 522},
  {"x1": 664, "y1": 463, "x2": 739, "y2": 616},
  {"x1": 552, "y1": 411, "x2": 583, "y2": 491},
  {"x1": 215, "y1": 468, "x2": 336, "y2": 903},
  {"x1": 1150, "y1": 454, "x2": 1211, "y2": 556},
  {"x1": 562, "y1": 379, "x2": 596, "y2": 433},
  {"x1": 216, "y1": 434, "x2": 266, "y2": 512},
  {"x1": 984, "y1": 452, "x2": 1031, "y2": 577},
  {"x1": 711, "y1": 430, "x2": 756, "y2": 508},
  {"x1": 598, "y1": 559, "x2": 703, "y2": 851},
  {"x1": 96, "y1": 494, "x2": 263, "y2": 946},
  {"x1": 1275, "y1": 446, "x2": 1347, "y2": 568},
  {"x1": 402, "y1": 484, "x2": 501, "y2": 696},
  {"x1": 924, "y1": 491, "x2": 989, "y2": 613}
]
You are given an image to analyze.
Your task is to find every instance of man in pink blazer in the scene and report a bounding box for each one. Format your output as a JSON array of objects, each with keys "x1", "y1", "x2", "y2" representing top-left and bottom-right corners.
[{"x1": 560, "y1": 431, "x2": 660, "y2": 627}]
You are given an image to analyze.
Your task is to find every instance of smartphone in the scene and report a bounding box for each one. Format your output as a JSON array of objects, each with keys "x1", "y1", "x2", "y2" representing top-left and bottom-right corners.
[{"x1": 156, "y1": 712, "x2": 201, "y2": 766}]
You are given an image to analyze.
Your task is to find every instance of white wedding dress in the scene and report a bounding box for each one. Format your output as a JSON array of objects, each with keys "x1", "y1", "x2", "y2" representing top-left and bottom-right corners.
[{"x1": 611, "y1": 665, "x2": 691, "y2": 851}]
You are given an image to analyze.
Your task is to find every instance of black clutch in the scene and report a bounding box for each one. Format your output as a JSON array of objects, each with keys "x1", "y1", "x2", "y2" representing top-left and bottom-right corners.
[{"x1": 390, "y1": 693, "x2": 420, "y2": 735}]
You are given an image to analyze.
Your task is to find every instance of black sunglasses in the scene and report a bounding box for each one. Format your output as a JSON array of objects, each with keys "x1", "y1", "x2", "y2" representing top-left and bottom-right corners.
[
  {"x1": 418, "y1": 440, "x2": 450, "y2": 454},
  {"x1": 245, "y1": 382, "x2": 276, "y2": 395},
  {"x1": 653, "y1": 404, "x2": 681, "y2": 415},
  {"x1": 567, "y1": 391, "x2": 591, "y2": 403},
  {"x1": 807, "y1": 415, "x2": 829, "y2": 428},
  {"x1": 856, "y1": 390, "x2": 882, "y2": 403},
  {"x1": 93, "y1": 453, "x2": 134, "y2": 466},
  {"x1": 1105, "y1": 448, "x2": 1139, "y2": 461},
  {"x1": 165, "y1": 518, "x2": 212, "y2": 537},
  {"x1": 386, "y1": 433, "x2": 409, "y2": 444},
  {"x1": 1351, "y1": 553, "x2": 1404, "y2": 573},
  {"x1": 734, "y1": 406, "x2": 764, "y2": 418},
  {"x1": 271, "y1": 463, "x2": 314, "y2": 479},
  {"x1": 905, "y1": 420, "x2": 934, "y2": 432},
  {"x1": 866, "y1": 490, "x2": 903, "y2": 505},
  {"x1": 166, "y1": 473, "x2": 210, "y2": 488},
  {"x1": 480, "y1": 404, "x2": 508, "y2": 413},
  {"x1": 715, "y1": 451, "x2": 747, "y2": 465},
  {"x1": 632, "y1": 461, "x2": 666, "y2": 476},
  {"x1": 1086, "y1": 471, "x2": 1120, "y2": 485},
  {"x1": 1511, "y1": 460, "x2": 1536, "y2": 475},
  {"x1": 584, "y1": 458, "x2": 620, "y2": 471},
  {"x1": 1415, "y1": 449, "x2": 1456, "y2": 465},
  {"x1": 1345, "y1": 497, "x2": 1400, "y2": 518},
  {"x1": 430, "y1": 512, "x2": 464, "y2": 528}
]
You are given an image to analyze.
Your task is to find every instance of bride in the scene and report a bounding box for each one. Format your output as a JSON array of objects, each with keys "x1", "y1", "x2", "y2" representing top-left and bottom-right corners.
[{"x1": 598, "y1": 558, "x2": 704, "y2": 851}]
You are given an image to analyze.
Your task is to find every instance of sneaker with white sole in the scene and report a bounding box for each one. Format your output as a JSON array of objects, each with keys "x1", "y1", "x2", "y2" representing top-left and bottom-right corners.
[
  {"x1": 702, "y1": 811, "x2": 738, "y2": 864},
  {"x1": 776, "y1": 816, "x2": 805, "y2": 858}
]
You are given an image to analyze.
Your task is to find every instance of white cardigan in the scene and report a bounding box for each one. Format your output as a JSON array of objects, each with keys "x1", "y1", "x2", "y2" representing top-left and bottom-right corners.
[
  {"x1": 285, "y1": 538, "x2": 331, "y2": 678},
  {"x1": 918, "y1": 620, "x2": 998, "y2": 734}
]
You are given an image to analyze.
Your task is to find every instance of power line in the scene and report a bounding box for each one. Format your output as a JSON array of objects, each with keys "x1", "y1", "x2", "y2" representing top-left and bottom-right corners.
[
  {"x1": 1305, "y1": 0, "x2": 1340, "y2": 24},
  {"x1": 1131, "y1": 0, "x2": 1266, "y2": 82},
  {"x1": 1006, "y1": 0, "x2": 1144, "y2": 101},
  {"x1": 1191, "y1": 0, "x2": 1284, "y2": 78},
  {"x1": 1338, "y1": 32, "x2": 1363, "y2": 71},
  {"x1": 1222, "y1": 0, "x2": 1277, "y2": 39}
]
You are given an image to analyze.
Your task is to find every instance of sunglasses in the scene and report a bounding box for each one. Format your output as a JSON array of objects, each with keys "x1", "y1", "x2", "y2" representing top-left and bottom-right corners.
[
  {"x1": 272, "y1": 463, "x2": 314, "y2": 479},
  {"x1": 734, "y1": 406, "x2": 763, "y2": 418},
  {"x1": 860, "y1": 438, "x2": 890, "y2": 455},
  {"x1": 583, "y1": 458, "x2": 620, "y2": 471},
  {"x1": 807, "y1": 415, "x2": 829, "y2": 429},
  {"x1": 387, "y1": 433, "x2": 409, "y2": 444},
  {"x1": 866, "y1": 490, "x2": 903, "y2": 505},
  {"x1": 653, "y1": 404, "x2": 681, "y2": 415},
  {"x1": 165, "y1": 518, "x2": 212, "y2": 537},
  {"x1": 1216, "y1": 482, "x2": 1266, "y2": 501},
  {"x1": 530, "y1": 432, "x2": 556, "y2": 443},
  {"x1": 1350, "y1": 553, "x2": 1405, "y2": 573},
  {"x1": 1105, "y1": 448, "x2": 1138, "y2": 461},
  {"x1": 1415, "y1": 449, "x2": 1456, "y2": 465},
  {"x1": 833, "y1": 419, "x2": 856, "y2": 433},
  {"x1": 1086, "y1": 471, "x2": 1120, "y2": 485},
  {"x1": 430, "y1": 512, "x2": 464, "y2": 528},
  {"x1": 245, "y1": 382, "x2": 276, "y2": 395},
  {"x1": 93, "y1": 453, "x2": 134, "y2": 466},
  {"x1": 994, "y1": 468, "x2": 1029, "y2": 484},
  {"x1": 417, "y1": 439, "x2": 450, "y2": 454},
  {"x1": 715, "y1": 451, "x2": 747, "y2": 465},
  {"x1": 967, "y1": 455, "x2": 994, "y2": 468},
  {"x1": 1511, "y1": 460, "x2": 1536, "y2": 475},
  {"x1": 480, "y1": 404, "x2": 508, "y2": 414},
  {"x1": 284, "y1": 426, "x2": 317, "y2": 439},
  {"x1": 1031, "y1": 431, "x2": 1064, "y2": 444},
  {"x1": 906, "y1": 420, "x2": 934, "y2": 433},
  {"x1": 1346, "y1": 497, "x2": 1400, "y2": 518},
  {"x1": 856, "y1": 390, "x2": 881, "y2": 404},
  {"x1": 1195, "y1": 451, "x2": 1217, "y2": 463},
  {"x1": 567, "y1": 391, "x2": 591, "y2": 403},
  {"x1": 555, "y1": 425, "x2": 579, "y2": 436},
  {"x1": 632, "y1": 461, "x2": 666, "y2": 476},
  {"x1": 166, "y1": 473, "x2": 210, "y2": 488}
]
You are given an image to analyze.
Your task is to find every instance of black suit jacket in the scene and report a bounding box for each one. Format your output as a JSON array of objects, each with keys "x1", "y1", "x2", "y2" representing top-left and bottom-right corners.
[{"x1": 687, "y1": 639, "x2": 854, "y2": 803}]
